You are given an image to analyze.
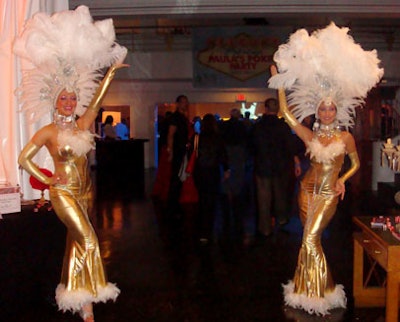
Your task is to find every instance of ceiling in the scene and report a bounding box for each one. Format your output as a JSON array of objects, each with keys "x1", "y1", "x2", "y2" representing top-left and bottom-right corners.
[{"x1": 68, "y1": 1, "x2": 400, "y2": 52}]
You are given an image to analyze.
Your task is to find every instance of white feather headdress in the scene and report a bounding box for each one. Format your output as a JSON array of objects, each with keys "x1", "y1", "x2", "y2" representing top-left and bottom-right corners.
[
  {"x1": 268, "y1": 22, "x2": 384, "y2": 128},
  {"x1": 13, "y1": 5, "x2": 127, "y2": 123}
]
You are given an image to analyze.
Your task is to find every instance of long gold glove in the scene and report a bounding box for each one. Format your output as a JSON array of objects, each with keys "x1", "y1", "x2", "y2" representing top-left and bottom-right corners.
[
  {"x1": 339, "y1": 151, "x2": 360, "y2": 183},
  {"x1": 88, "y1": 64, "x2": 127, "y2": 114},
  {"x1": 277, "y1": 88, "x2": 299, "y2": 128},
  {"x1": 18, "y1": 142, "x2": 52, "y2": 185}
]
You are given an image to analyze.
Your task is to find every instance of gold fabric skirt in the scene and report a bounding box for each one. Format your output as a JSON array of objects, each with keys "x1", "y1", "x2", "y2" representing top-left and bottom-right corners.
[
  {"x1": 283, "y1": 155, "x2": 346, "y2": 316},
  {"x1": 50, "y1": 173, "x2": 119, "y2": 313}
]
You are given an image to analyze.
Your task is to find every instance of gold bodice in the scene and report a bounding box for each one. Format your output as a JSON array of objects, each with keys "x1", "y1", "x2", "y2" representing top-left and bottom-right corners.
[{"x1": 301, "y1": 153, "x2": 345, "y2": 196}]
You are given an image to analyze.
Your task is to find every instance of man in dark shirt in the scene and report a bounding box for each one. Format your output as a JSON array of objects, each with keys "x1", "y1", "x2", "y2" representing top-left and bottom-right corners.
[
  {"x1": 251, "y1": 98, "x2": 297, "y2": 237},
  {"x1": 166, "y1": 95, "x2": 190, "y2": 219}
]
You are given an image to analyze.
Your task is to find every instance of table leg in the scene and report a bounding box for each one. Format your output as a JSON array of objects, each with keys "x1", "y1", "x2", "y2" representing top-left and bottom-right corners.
[
  {"x1": 353, "y1": 238, "x2": 364, "y2": 300},
  {"x1": 385, "y1": 272, "x2": 399, "y2": 322}
]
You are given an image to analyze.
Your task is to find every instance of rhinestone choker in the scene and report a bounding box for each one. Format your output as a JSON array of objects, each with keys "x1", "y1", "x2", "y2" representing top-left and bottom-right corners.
[
  {"x1": 54, "y1": 112, "x2": 76, "y2": 130},
  {"x1": 314, "y1": 121, "x2": 340, "y2": 138}
]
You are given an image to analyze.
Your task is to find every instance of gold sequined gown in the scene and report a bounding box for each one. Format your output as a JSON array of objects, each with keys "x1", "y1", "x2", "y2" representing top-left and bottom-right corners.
[
  {"x1": 282, "y1": 136, "x2": 347, "y2": 316},
  {"x1": 52, "y1": 133, "x2": 120, "y2": 313}
]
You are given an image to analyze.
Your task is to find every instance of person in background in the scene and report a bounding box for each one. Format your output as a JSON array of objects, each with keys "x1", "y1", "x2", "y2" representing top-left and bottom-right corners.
[
  {"x1": 157, "y1": 111, "x2": 173, "y2": 160},
  {"x1": 242, "y1": 111, "x2": 254, "y2": 133},
  {"x1": 115, "y1": 117, "x2": 129, "y2": 140},
  {"x1": 192, "y1": 115, "x2": 201, "y2": 134},
  {"x1": 95, "y1": 107, "x2": 105, "y2": 137},
  {"x1": 103, "y1": 115, "x2": 118, "y2": 140},
  {"x1": 126, "y1": 116, "x2": 131, "y2": 138},
  {"x1": 251, "y1": 98, "x2": 297, "y2": 239},
  {"x1": 14, "y1": 6, "x2": 127, "y2": 321},
  {"x1": 165, "y1": 95, "x2": 191, "y2": 226},
  {"x1": 151, "y1": 110, "x2": 174, "y2": 241},
  {"x1": 219, "y1": 108, "x2": 249, "y2": 243},
  {"x1": 193, "y1": 113, "x2": 230, "y2": 244}
]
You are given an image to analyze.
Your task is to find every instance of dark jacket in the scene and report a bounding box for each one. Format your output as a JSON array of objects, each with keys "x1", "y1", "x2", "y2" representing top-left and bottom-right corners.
[
  {"x1": 193, "y1": 132, "x2": 229, "y2": 193},
  {"x1": 169, "y1": 110, "x2": 189, "y2": 168},
  {"x1": 220, "y1": 118, "x2": 248, "y2": 148},
  {"x1": 251, "y1": 114, "x2": 296, "y2": 177}
]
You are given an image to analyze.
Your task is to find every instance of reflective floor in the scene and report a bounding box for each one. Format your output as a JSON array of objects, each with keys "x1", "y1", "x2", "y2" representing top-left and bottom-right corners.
[{"x1": 1, "y1": 169, "x2": 391, "y2": 321}]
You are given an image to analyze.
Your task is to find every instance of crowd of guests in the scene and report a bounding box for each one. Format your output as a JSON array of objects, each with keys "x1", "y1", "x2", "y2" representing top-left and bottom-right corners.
[
  {"x1": 152, "y1": 95, "x2": 308, "y2": 248},
  {"x1": 98, "y1": 113, "x2": 130, "y2": 141}
]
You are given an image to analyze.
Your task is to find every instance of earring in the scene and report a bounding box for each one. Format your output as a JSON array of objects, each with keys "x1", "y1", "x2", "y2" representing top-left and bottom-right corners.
[
  {"x1": 312, "y1": 119, "x2": 320, "y2": 131},
  {"x1": 333, "y1": 119, "x2": 340, "y2": 130}
]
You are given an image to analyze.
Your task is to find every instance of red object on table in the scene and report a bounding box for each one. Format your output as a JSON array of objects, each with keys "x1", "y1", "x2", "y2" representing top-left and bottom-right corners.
[
  {"x1": 29, "y1": 168, "x2": 52, "y2": 191},
  {"x1": 29, "y1": 168, "x2": 53, "y2": 210}
]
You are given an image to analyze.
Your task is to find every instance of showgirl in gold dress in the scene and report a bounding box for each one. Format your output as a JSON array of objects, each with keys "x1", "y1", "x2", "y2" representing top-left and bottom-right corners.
[
  {"x1": 272, "y1": 70, "x2": 360, "y2": 314},
  {"x1": 18, "y1": 65, "x2": 125, "y2": 321},
  {"x1": 14, "y1": 6, "x2": 127, "y2": 322},
  {"x1": 267, "y1": 23, "x2": 383, "y2": 316}
]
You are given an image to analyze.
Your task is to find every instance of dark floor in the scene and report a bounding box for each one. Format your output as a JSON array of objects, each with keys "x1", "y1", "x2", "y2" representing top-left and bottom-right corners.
[{"x1": 0, "y1": 169, "x2": 394, "y2": 322}]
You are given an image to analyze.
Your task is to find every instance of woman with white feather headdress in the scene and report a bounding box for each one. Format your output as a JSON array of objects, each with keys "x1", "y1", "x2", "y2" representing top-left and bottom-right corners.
[
  {"x1": 14, "y1": 6, "x2": 128, "y2": 322},
  {"x1": 268, "y1": 22, "x2": 383, "y2": 316}
]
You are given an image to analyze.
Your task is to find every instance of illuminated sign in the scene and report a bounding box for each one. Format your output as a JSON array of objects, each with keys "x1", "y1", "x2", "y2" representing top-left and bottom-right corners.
[{"x1": 196, "y1": 33, "x2": 278, "y2": 82}]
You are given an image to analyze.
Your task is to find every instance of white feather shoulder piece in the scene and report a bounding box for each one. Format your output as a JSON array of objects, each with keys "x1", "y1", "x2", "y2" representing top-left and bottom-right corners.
[
  {"x1": 307, "y1": 138, "x2": 346, "y2": 164},
  {"x1": 57, "y1": 129, "x2": 96, "y2": 157}
]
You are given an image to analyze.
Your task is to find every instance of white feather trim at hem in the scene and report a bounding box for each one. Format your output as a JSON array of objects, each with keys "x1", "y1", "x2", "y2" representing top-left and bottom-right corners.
[
  {"x1": 55, "y1": 283, "x2": 120, "y2": 313},
  {"x1": 282, "y1": 280, "x2": 346, "y2": 316}
]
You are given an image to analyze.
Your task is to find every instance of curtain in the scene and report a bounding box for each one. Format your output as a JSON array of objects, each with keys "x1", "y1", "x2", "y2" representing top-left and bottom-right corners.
[{"x1": 0, "y1": 0, "x2": 68, "y2": 200}]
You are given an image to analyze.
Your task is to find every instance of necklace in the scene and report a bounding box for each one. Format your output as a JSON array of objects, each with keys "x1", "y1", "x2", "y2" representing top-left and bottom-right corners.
[
  {"x1": 320, "y1": 123, "x2": 335, "y2": 131},
  {"x1": 53, "y1": 112, "x2": 76, "y2": 130},
  {"x1": 315, "y1": 122, "x2": 340, "y2": 139}
]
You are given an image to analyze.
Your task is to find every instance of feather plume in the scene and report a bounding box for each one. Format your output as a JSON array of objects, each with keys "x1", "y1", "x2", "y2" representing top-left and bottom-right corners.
[
  {"x1": 268, "y1": 22, "x2": 384, "y2": 128},
  {"x1": 14, "y1": 5, "x2": 127, "y2": 123}
]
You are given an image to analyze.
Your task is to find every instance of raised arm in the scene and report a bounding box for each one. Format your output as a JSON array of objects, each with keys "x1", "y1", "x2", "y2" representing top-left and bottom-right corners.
[
  {"x1": 78, "y1": 63, "x2": 129, "y2": 130},
  {"x1": 270, "y1": 65, "x2": 313, "y2": 144}
]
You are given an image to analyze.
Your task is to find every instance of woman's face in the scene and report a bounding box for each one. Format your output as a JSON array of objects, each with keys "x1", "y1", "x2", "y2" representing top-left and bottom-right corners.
[
  {"x1": 56, "y1": 90, "x2": 77, "y2": 116},
  {"x1": 317, "y1": 101, "x2": 337, "y2": 125}
]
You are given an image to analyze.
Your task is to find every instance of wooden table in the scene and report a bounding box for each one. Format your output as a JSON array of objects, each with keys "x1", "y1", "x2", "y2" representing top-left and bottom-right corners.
[{"x1": 353, "y1": 216, "x2": 400, "y2": 322}]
